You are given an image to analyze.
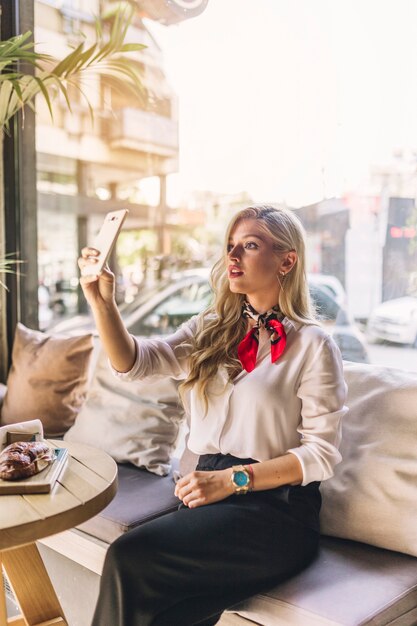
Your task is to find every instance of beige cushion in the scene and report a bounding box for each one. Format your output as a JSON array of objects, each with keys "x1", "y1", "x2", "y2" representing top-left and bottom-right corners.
[
  {"x1": 0, "y1": 323, "x2": 93, "y2": 437},
  {"x1": 320, "y1": 361, "x2": 417, "y2": 557},
  {"x1": 64, "y1": 347, "x2": 184, "y2": 476}
]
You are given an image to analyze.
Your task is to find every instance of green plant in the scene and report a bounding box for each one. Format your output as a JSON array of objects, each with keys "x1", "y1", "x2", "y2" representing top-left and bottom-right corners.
[
  {"x1": 0, "y1": 254, "x2": 24, "y2": 290},
  {"x1": 0, "y1": 4, "x2": 146, "y2": 131},
  {"x1": 0, "y1": 3, "x2": 146, "y2": 289}
]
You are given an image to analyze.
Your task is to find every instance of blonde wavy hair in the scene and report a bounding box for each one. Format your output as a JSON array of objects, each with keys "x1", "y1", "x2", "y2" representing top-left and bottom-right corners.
[{"x1": 178, "y1": 205, "x2": 317, "y2": 410}]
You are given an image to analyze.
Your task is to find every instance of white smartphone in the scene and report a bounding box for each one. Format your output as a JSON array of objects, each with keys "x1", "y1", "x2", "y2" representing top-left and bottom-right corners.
[{"x1": 82, "y1": 209, "x2": 128, "y2": 277}]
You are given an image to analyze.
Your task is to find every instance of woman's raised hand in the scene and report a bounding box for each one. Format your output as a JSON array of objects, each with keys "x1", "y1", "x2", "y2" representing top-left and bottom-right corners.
[{"x1": 78, "y1": 247, "x2": 115, "y2": 308}]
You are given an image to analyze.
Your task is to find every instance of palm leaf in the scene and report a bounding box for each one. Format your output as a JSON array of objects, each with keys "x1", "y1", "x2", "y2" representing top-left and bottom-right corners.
[
  {"x1": 50, "y1": 76, "x2": 72, "y2": 114},
  {"x1": 0, "y1": 80, "x2": 14, "y2": 129},
  {"x1": 0, "y1": 15, "x2": 141, "y2": 289},
  {"x1": 0, "y1": 255, "x2": 25, "y2": 291},
  {"x1": 52, "y1": 42, "x2": 87, "y2": 78},
  {"x1": 32, "y1": 76, "x2": 54, "y2": 120},
  {"x1": 0, "y1": 4, "x2": 146, "y2": 129}
]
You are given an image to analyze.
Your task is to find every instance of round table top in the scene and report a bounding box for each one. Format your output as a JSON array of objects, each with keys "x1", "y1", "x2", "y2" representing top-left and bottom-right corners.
[{"x1": 0, "y1": 439, "x2": 118, "y2": 551}]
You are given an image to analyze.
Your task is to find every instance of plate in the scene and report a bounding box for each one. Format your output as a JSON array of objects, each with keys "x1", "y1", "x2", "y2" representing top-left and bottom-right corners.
[{"x1": 0, "y1": 445, "x2": 69, "y2": 494}]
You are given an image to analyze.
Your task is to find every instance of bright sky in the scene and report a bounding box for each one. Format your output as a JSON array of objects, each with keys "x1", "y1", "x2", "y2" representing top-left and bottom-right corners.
[{"x1": 146, "y1": 0, "x2": 417, "y2": 208}]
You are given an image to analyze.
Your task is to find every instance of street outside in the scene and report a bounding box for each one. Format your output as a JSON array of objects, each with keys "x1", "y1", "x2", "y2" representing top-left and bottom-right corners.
[{"x1": 366, "y1": 341, "x2": 417, "y2": 372}]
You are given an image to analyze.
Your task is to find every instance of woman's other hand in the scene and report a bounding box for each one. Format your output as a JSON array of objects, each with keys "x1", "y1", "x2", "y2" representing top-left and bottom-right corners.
[
  {"x1": 78, "y1": 247, "x2": 115, "y2": 308},
  {"x1": 174, "y1": 469, "x2": 234, "y2": 508}
]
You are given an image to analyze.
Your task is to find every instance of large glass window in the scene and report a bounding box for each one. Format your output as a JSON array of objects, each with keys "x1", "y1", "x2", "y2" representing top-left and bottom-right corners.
[{"x1": 31, "y1": 0, "x2": 416, "y2": 372}]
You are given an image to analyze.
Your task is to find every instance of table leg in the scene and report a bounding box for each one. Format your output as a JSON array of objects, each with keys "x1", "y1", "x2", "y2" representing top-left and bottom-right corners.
[
  {"x1": 0, "y1": 562, "x2": 7, "y2": 626},
  {"x1": 0, "y1": 544, "x2": 67, "y2": 626}
]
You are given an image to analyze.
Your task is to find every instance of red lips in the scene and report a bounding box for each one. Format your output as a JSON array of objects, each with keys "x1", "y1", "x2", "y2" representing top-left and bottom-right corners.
[{"x1": 228, "y1": 265, "x2": 244, "y2": 278}]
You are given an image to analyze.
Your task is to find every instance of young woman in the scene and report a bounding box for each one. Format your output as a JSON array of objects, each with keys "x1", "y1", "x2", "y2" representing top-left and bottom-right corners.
[{"x1": 79, "y1": 205, "x2": 347, "y2": 626}]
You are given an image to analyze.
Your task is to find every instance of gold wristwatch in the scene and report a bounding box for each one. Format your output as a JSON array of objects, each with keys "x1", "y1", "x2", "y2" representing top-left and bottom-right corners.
[{"x1": 230, "y1": 465, "x2": 251, "y2": 495}]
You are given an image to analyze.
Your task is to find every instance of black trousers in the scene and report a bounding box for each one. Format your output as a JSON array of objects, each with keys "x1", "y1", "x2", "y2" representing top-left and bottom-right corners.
[{"x1": 91, "y1": 454, "x2": 321, "y2": 626}]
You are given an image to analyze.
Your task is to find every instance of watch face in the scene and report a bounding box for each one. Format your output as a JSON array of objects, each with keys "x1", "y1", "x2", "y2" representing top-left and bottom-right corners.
[{"x1": 233, "y1": 470, "x2": 249, "y2": 487}]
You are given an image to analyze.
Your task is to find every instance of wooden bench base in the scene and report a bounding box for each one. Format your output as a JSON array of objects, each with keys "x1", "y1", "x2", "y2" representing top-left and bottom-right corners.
[{"x1": 1, "y1": 544, "x2": 67, "y2": 626}]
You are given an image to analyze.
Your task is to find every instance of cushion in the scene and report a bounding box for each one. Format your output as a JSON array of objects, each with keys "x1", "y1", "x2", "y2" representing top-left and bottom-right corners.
[
  {"x1": 64, "y1": 347, "x2": 184, "y2": 476},
  {"x1": 230, "y1": 536, "x2": 417, "y2": 626},
  {"x1": 0, "y1": 323, "x2": 93, "y2": 437},
  {"x1": 320, "y1": 361, "x2": 417, "y2": 557},
  {"x1": 77, "y1": 460, "x2": 181, "y2": 543}
]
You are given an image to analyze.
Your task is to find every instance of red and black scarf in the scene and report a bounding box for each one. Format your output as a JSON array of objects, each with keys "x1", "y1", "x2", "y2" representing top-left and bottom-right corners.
[{"x1": 237, "y1": 302, "x2": 286, "y2": 373}]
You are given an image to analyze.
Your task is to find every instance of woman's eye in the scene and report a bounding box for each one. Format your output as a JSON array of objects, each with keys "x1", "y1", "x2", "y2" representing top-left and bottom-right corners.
[{"x1": 227, "y1": 241, "x2": 258, "y2": 252}]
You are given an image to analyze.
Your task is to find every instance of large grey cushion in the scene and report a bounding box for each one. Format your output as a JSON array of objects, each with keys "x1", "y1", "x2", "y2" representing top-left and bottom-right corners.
[
  {"x1": 77, "y1": 459, "x2": 180, "y2": 543},
  {"x1": 230, "y1": 536, "x2": 417, "y2": 626},
  {"x1": 320, "y1": 361, "x2": 417, "y2": 557}
]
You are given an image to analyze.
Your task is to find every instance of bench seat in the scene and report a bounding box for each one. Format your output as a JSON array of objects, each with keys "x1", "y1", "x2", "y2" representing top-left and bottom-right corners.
[
  {"x1": 33, "y1": 359, "x2": 417, "y2": 625},
  {"x1": 62, "y1": 461, "x2": 417, "y2": 626},
  {"x1": 227, "y1": 537, "x2": 417, "y2": 626},
  {"x1": 77, "y1": 460, "x2": 180, "y2": 543}
]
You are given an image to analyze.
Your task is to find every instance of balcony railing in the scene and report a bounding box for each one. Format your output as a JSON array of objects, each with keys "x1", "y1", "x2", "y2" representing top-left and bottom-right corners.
[{"x1": 108, "y1": 108, "x2": 179, "y2": 157}]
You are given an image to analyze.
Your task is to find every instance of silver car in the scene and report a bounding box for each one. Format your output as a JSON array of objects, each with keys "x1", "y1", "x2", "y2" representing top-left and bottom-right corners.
[
  {"x1": 123, "y1": 270, "x2": 369, "y2": 363},
  {"x1": 52, "y1": 269, "x2": 370, "y2": 363}
]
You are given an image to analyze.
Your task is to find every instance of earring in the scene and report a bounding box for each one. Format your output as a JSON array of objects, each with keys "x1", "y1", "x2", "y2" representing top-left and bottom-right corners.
[{"x1": 277, "y1": 272, "x2": 286, "y2": 291}]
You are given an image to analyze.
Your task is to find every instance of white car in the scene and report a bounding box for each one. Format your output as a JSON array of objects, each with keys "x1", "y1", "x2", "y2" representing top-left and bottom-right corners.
[{"x1": 367, "y1": 297, "x2": 417, "y2": 347}]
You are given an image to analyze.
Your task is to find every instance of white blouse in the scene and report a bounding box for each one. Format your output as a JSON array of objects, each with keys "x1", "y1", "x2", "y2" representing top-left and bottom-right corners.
[{"x1": 112, "y1": 316, "x2": 348, "y2": 486}]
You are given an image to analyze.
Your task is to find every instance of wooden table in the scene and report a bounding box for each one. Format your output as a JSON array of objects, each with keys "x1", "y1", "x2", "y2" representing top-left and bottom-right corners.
[{"x1": 0, "y1": 440, "x2": 118, "y2": 626}]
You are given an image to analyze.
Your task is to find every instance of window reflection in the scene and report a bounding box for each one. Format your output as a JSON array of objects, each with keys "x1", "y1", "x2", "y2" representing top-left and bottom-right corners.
[{"x1": 130, "y1": 282, "x2": 212, "y2": 336}]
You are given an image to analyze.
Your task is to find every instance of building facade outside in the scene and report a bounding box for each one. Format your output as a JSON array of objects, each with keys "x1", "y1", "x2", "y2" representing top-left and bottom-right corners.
[
  {"x1": 294, "y1": 186, "x2": 417, "y2": 322},
  {"x1": 35, "y1": 0, "x2": 208, "y2": 327}
]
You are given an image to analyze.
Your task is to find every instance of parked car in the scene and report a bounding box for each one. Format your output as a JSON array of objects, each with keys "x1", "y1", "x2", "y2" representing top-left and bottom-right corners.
[
  {"x1": 307, "y1": 273, "x2": 347, "y2": 308},
  {"x1": 52, "y1": 269, "x2": 369, "y2": 363},
  {"x1": 367, "y1": 296, "x2": 417, "y2": 347}
]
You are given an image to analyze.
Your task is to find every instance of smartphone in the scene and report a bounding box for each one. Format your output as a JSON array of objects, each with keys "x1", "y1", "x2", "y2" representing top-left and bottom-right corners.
[{"x1": 82, "y1": 209, "x2": 128, "y2": 277}]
